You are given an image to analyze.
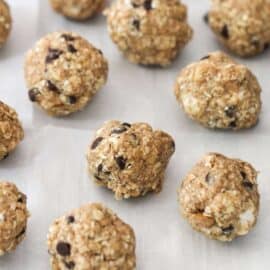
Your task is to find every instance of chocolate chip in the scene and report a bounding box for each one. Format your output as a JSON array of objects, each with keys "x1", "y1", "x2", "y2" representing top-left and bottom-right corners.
[
  {"x1": 131, "y1": 1, "x2": 140, "y2": 8},
  {"x1": 264, "y1": 43, "x2": 269, "y2": 50},
  {"x1": 203, "y1": 13, "x2": 209, "y2": 23},
  {"x1": 16, "y1": 228, "x2": 26, "y2": 239},
  {"x1": 132, "y1": 19, "x2": 140, "y2": 30},
  {"x1": 56, "y1": 242, "x2": 71, "y2": 256},
  {"x1": 64, "y1": 261, "x2": 75, "y2": 269},
  {"x1": 242, "y1": 180, "x2": 254, "y2": 190},
  {"x1": 200, "y1": 55, "x2": 210, "y2": 61},
  {"x1": 61, "y1": 34, "x2": 76, "y2": 41},
  {"x1": 94, "y1": 174, "x2": 103, "y2": 181},
  {"x1": 67, "y1": 44, "x2": 77, "y2": 53},
  {"x1": 205, "y1": 173, "x2": 210, "y2": 183},
  {"x1": 97, "y1": 163, "x2": 103, "y2": 173},
  {"x1": 17, "y1": 194, "x2": 26, "y2": 203},
  {"x1": 171, "y1": 140, "x2": 175, "y2": 151},
  {"x1": 143, "y1": 0, "x2": 152, "y2": 10},
  {"x1": 45, "y1": 48, "x2": 63, "y2": 64},
  {"x1": 224, "y1": 106, "x2": 236, "y2": 118},
  {"x1": 91, "y1": 137, "x2": 103, "y2": 150},
  {"x1": 251, "y1": 38, "x2": 260, "y2": 48},
  {"x1": 3, "y1": 153, "x2": 9, "y2": 160},
  {"x1": 229, "y1": 120, "x2": 237, "y2": 129},
  {"x1": 67, "y1": 96, "x2": 77, "y2": 104},
  {"x1": 47, "y1": 80, "x2": 59, "y2": 92},
  {"x1": 221, "y1": 25, "x2": 229, "y2": 39},
  {"x1": 222, "y1": 225, "x2": 234, "y2": 235},
  {"x1": 66, "y1": 216, "x2": 75, "y2": 224},
  {"x1": 240, "y1": 171, "x2": 247, "y2": 179},
  {"x1": 28, "y1": 88, "x2": 39, "y2": 102},
  {"x1": 111, "y1": 126, "x2": 128, "y2": 134},
  {"x1": 115, "y1": 156, "x2": 126, "y2": 170},
  {"x1": 122, "y1": 122, "x2": 131, "y2": 127}
]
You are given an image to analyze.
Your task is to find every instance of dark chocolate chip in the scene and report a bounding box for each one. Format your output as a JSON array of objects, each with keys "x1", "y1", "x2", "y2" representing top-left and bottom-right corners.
[
  {"x1": 56, "y1": 242, "x2": 71, "y2": 256},
  {"x1": 224, "y1": 106, "x2": 236, "y2": 118},
  {"x1": 94, "y1": 174, "x2": 103, "y2": 181},
  {"x1": 66, "y1": 216, "x2": 75, "y2": 224},
  {"x1": 115, "y1": 156, "x2": 126, "y2": 170},
  {"x1": 122, "y1": 122, "x2": 131, "y2": 127},
  {"x1": 242, "y1": 180, "x2": 254, "y2": 190},
  {"x1": 200, "y1": 55, "x2": 210, "y2": 61},
  {"x1": 229, "y1": 120, "x2": 237, "y2": 129},
  {"x1": 240, "y1": 171, "x2": 247, "y2": 179},
  {"x1": 143, "y1": 0, "x2": 152, "y2": 10},
  {"x1": 97, "y1": 163, "x2": 103, "y2": 173},
  {"x1": 131, "y1": 1, "x2": 140, "y2": 8},
  {"x1": 264, "y1": 43, "x2": 269, "y2": 50},
  {"x1": 203, "y1": 13, "x2": 209, "y2": 23},
  {"x1": 28, "y1": 88, "x2": 39, "y2": 102},
  {"x1": 132, "y1": 19, "x2": 140, "y2": 30},
  {"x1": 64, "y1": 261, "x2": 75, "y2": 269},
  {"x1": 222, "y1": 225, "x2": 234, "y2": 235},
  {"x1": 67, "y1": 44, "x2": 77, "y2": 53},
  {"x1": 171, "y1": 140, "x2": 175, "y2": 151},
  {"x1": 221, "y1": 25, "x2": 229, "y2": 39},
  {"x1": 47, "y1": 80, "x2": 59, "y2": 92},
  {"x1": 61, "y1": 34, "x2": 76, "y2": 41},
  {"x1": 45, "y1": 48, "x2": 63, "y2": 64},
  {"x1": 91, "y1": 137, "x2": 103, "y2": 150},
  {"x1": 111, "y1": 126, "x2": 128, "y2": 134},
  {"x1": 16, "y1": 228, "x2": 26, "y2": 239},
  {"x1": 67, "y1": 96, "x2": 77, "y2": 104},
  {"x1": 205, "y1": 173, "x2": 210, "y2": 183},
  {"x1": 17, "y1": 194, "x2": 26, "y2": 203}
]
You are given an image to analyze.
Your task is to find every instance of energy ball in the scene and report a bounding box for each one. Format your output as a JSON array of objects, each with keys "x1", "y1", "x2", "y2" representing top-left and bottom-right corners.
[
  {"x1": 47, "y1": 203, "x2": 136, "y2": 269},
  {"x1": 87, "y1": 120, "x2": 175, "y2": 199},
  {"x1": 0, "y1": 101, "x2": 24, "y2": 160},
  {"x1": 0, "y1": 0, "x2": 11, "y2": 48},
  {"x1": 174, "y1": 51, "x2": 262, "y2": 130},
  {"x1": 104, "y1": 0, "x2": 193, "y2": 66},
  {"x1": 206, "y1": 0, "x2": 270, "y2": 57},
  {"x1": 178, "y1": 153, "x2": 260, "y2": 242},
  {"x1": 49, "y1": 0, "x2": 104, "y2": 21},
  {"x1": 0, "y1": 181, "x2": 29, "y2": 255},
  {"x1": 24, "y1": 31, "x2": 108, "y2": 116}
]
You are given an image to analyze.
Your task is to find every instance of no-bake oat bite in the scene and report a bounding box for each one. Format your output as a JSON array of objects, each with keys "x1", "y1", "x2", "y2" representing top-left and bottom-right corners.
[
  {"x1": 49, "y1": 0, "x2": 104, "y2": 21},
  {"x1": 87, "y1": 121, "x2": 175, "y2": 199},
  {"x1": 178, "y1": 153, "x2": 260, "y2": 242},
  {"x1": 174, "y1": 51, "x2": 262, "y2": 130},
  {"x1": 206, "y1": 0, "x2": 270, "y2": 57},
  {"x1": 0, "y1": 101, "x2": 24, "y2": 160},
  {"x1": 0, "y1": 181, "x2": 29, "y2": 255},
  {"x1": 0, "y1": 0, "x2": 11, "y2": 48},
  {"x1": 24, "y1": 31, "x2": 108, "y2": 116},
  {"x1": 47, "y1": 203, "x2": 136, "y2": 270},
  {"x1": 104, "y1": 0, "x2": 193, "y2": 66}
]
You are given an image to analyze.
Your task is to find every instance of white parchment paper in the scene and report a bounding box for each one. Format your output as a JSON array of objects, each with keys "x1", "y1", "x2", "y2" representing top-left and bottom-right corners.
[{"x1": 1, "y1": 0, "x2": 270, "y2": 269}]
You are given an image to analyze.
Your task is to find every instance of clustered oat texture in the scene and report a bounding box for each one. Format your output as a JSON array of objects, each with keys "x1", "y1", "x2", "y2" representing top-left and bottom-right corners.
[
  {"x1": 174, "y1": 51, "x2": 262, "y2": 130},
  {"x1": 0, "y1": 181, "x2": 29, "y2": 255},
  {"x1": 24, "y1": 31, "x2": 108, "y2": 116},
  {"x1": 0, "y1": 101, "x2": 24, "y2": 160},
  {"x1": 87, "y1": 120, "x2": 175, "y2": 199},
  {"x1": 207, "y1": 0, "x2": 270, "y2": 57},
  {"x1": 47, "y1": 203, "x2": 136, "y2": 270},
  {"x1": 104, "y1": 0, "x2": 193, "y2": 66},
  {"x1": 49, "y1": 0, "x2": 104, "y2": 20},
  {"x1": 178, "y1": 153, "x2": 260, "y2": 242},
  {"x1": 0, "y1": 0, "x2": 11, "y2": 47}
]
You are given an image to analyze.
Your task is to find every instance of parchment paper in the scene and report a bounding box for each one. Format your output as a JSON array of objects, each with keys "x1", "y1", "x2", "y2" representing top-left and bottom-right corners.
[{"x1": 1, "y1": 0, "x2": 270, "y2": 269}]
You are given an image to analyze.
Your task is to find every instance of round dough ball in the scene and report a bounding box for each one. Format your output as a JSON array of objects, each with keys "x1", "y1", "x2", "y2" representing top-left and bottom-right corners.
[
  {"x1": 104, "y1": 0, "x2": 193, "y2": 66},
  {"x1": 0, "y1": 101, "x2": 24, "y2": 160},
  {"x1": 87, "y1": 120, "x2": 175, "y2": 199},
  {"x1": 47, "y1": 203, "x2": 136, "y2": 269},
  {"x1": 178, "y1": 153, "x2": 260, "y2": 242},
  {"x1": 24, "y1": 31, "x2": 108, "y2": 116},
  {"x1": 0, "y1": 0, "x2": 11, "y2": 48},
  {"x1": 207, "y1": 0, "x2": 270, "y2": 57},
  {"x1": 0, "y1": 181, "x2": 29, "y2": 255},
  {"x1": 49, "y1": 0, "x2": 104, "y2": 21},
  {"x1": 174, "y1": 51, "x2": 262, "y2": 130}
]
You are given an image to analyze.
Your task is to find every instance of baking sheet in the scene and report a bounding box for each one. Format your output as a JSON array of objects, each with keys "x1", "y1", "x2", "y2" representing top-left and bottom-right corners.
[{"x1": 1, "y1": 0, "x2": 270, "y2": 269}]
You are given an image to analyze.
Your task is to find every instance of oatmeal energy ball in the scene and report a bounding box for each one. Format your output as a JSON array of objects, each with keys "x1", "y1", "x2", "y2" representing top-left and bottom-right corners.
[
  {"x1": 47, "y1": 203, "x2": 136, "y2": 269},
  {"x1": 87, "y1": 121, "x2": 175, "y2": 199},
  {"x1": 206, "y1": 0, "x2": 270, "y2": 57},
  {"x1": 0, "y1": 0, "x2": 11, "y2": 48},
  {"x1": 104, "y1": 0, "x2": 193, "y2": 66},
  {"x1": 178, "y1": 153, "x2": 260, "y2": 242},
  {"x1": 174, "y1": 51, "x2": 262, "y2": 130},
  {"x1": 0, "y1": 101, "x2": 24, "y2": 160},
  {"x1": 0, "y1": 181, "x2": 29, "y2": 255},
  {"x1": 24, "y1": 31, "x2": 108, "y2": 116},
  {"x1": 49, "y1": 0, "x2": 104, "y2": 20}
]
